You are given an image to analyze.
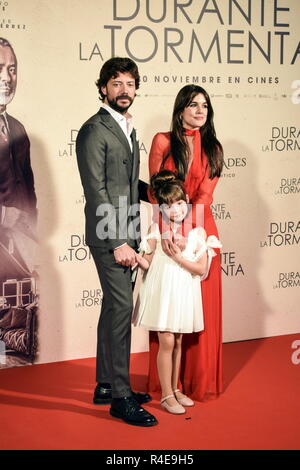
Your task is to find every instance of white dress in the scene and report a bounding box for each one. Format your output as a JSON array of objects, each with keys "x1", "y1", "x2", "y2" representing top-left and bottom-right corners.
[{"x1": 132, "y1": 224, "x2": 222, "y2": 334}]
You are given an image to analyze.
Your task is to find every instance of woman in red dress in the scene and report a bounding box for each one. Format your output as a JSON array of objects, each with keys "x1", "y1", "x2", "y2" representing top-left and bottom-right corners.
[{"x1": 147, "y1": 85, "x2": 224, "y2": 401}]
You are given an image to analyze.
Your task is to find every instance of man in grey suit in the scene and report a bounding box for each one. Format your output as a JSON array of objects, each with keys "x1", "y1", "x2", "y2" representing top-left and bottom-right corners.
[{"x1": 76, "y1": 57, "x2": 157, "y2": 426}]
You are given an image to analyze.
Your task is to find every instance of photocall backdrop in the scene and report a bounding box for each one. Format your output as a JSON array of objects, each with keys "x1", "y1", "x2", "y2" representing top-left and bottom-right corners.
[{"x1": 1, "y1": 0, "x2": 299, "y2": 366}]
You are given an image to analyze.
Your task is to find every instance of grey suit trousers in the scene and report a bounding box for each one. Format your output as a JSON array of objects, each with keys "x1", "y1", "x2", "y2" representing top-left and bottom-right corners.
[{"x1": 90, "y1": 245, "x2": 133, "y2": 398}]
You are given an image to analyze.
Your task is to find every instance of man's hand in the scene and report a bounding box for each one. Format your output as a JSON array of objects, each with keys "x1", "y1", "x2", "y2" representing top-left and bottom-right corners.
[{"x1": 114, "y1": 243, "x2": 137, "y2": 267}]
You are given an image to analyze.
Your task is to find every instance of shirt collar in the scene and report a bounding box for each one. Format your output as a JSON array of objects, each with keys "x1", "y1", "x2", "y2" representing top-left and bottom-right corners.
[
  {"x1": 102, "y1": 103, "x2": 132, "y2": 124},
  {"x1": 0, "y1": 111, "x2": 9, "y2": 128}
]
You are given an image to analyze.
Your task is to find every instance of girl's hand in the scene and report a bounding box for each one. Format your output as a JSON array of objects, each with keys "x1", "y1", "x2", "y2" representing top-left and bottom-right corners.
[
  {"x1": 161, "y1": 230, "x2": 177, "y2": 257},
  {"x1": 170, "y1": 244, "x2": 183, "y2": 264},
  {"x1": 173, "y1": 233, "x2": 188, "y2": 251},
  {"x1": 133, "y1": 253, "x2": 150, "y2": 270}
]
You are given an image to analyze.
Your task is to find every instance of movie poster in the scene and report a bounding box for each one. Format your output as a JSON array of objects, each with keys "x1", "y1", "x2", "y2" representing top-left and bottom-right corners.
[
  {"x1": 0, "y1": 36, "x2": 38, "y2": 368},
  {"x1": 0, "y1": 0, "x2": 299, "y2": 368}
]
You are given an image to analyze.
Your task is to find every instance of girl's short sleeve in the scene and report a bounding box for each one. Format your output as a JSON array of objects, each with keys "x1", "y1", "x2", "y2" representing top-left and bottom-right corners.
[
  {"x1": 183, "y1": 230, "x2": 222, "y2": 280},
  {"x1": 138, "y1": 223, "x2": 160, "y2": 254}
]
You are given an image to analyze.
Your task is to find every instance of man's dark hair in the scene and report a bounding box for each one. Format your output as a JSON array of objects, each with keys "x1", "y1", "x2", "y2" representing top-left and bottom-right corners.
[
  {"x1": 96, "y1": 57, "x2": 140, "y2": 101},
  {"x1": 0, "y1": 37, "x2": 16, "y2": 58},
  {"x1": 0, "y1": 37, "x2": 12, "y2": 48}
]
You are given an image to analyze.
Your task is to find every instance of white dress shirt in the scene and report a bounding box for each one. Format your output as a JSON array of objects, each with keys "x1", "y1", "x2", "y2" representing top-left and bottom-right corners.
[
  {"x1": 0, "y1": 111, "x2": 9, "y2": 130},
  {"x1": 101, "y1": 104, "x2": 135, "y2": 251},
  {"x1": 102, "y1": 103, "x2": 133, "y2": 152}
]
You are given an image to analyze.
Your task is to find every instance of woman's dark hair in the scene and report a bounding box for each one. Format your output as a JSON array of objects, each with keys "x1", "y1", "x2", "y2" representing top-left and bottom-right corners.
[
  {"x1": 169, "y1": 85, "x2": 223, "y2": 180},
  {"x1": 96, "y1": 57, "x2": 140, "y2": 100},
  {"x1": 150, "y1": 170, "x2": 187, "y2": 206}
]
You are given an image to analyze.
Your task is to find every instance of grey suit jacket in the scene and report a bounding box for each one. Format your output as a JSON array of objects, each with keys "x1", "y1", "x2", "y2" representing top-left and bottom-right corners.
[{"x1": 76, "y1": 108, "x2": 140, "y2": 249}]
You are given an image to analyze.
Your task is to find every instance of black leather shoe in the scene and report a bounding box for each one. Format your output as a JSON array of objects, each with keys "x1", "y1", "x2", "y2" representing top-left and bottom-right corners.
[
  {"x1": 93, "y1": 384, "x2": 112, "y2": 405},
  {"x1": 110, "y1": 396, "x2": 158, "y2": 427},
  {"x1": 132, "y1": 391, "x2": 152, "y2": 405},
  {"x1": 93, "y1": 384, "x2": 152, "y2": 405}
]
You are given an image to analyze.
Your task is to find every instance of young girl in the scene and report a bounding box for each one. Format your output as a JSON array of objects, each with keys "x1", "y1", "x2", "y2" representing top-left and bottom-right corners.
[{"x1": 133, "y1": 170, "x2": 222, "y2": 414}]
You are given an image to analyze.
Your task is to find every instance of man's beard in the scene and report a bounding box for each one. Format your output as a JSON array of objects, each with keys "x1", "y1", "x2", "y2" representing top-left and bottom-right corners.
[
  {"x1": 0, "y1": 87, "x2": 15, "y2": 106},
  {"x1": 107, "y1": 94, "x2": 133, "y2": 114}
]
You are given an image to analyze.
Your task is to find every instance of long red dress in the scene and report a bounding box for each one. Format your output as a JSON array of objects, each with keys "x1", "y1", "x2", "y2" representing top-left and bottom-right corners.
[{"x1": 147, "y1": 131, "x2": 222, "y2": 401}]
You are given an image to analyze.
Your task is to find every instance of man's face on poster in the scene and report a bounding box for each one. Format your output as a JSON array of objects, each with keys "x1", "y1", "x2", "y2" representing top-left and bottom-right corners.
[{"x1": 0, "y1": 45, "x2": 17, "y2": 107}]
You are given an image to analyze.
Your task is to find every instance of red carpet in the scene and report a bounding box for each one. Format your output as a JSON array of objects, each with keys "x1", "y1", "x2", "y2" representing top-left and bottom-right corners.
[{"x1": 0, "y1": 333, "x2": 299, "y2": 450}]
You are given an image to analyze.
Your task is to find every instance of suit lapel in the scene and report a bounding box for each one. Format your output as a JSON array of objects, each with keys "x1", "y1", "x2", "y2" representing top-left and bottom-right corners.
[
  {"x1": 4, "y1": 113, "x2": 16, "y2": 170},
  {"x1": 98, "y1": 108, "x2": 132, "y2": 158},
  {"x1": 130, "y1": 128, "x2": 139, "y2": 183}
]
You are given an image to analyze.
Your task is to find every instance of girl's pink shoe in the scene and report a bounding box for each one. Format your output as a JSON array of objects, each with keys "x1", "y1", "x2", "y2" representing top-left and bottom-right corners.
[
  {"x1": 174, "y1": 389, "x2": 194, "y2": 407},
  {"x1": 160, "y1": 394, "x2": 186, "y2": 414}
]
